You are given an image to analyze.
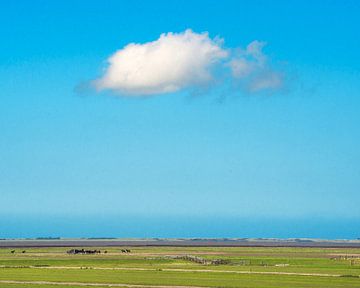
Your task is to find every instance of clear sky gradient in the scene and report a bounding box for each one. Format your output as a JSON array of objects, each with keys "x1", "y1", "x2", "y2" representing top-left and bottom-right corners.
[{"x1": 1, "y1": 1, "x2": 359, "y2": 238}]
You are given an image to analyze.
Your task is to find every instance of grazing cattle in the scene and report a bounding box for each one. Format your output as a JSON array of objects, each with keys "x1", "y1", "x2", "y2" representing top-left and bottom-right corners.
[
  {"x1": 22, "y1": 250, "x2": 26, "y2": 253},
  {"x1": 10, "y1": 250, "x2": 15, "y2": 254},
  {"x1": 67, "y1": 249, "x2": 101, "y2": 255}
]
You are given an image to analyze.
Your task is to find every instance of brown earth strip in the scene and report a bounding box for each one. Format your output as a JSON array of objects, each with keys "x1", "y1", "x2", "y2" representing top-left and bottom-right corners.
[
  {"x1": 0, "y1": 265, "x2": 351, "y2": 278},
  {"x1": 0, "y1": 280, "x2": 207, "y2": 288}
]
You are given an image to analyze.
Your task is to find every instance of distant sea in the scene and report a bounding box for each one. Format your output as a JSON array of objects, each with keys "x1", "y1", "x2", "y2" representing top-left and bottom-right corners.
[{"x1": 1, "y1": 215, "x2": 359, "y2": 240}]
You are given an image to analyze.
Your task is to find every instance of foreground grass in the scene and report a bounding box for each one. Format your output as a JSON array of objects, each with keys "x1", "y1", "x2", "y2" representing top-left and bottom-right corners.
[{"x1": 0, "y1": 246, "x2": 359, "y2": 287}]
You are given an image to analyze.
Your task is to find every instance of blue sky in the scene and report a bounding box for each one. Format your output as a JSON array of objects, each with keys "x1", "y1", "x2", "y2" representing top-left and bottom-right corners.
[{"x1": 1, "y1": 1, "x2": 359, "y2": 238}]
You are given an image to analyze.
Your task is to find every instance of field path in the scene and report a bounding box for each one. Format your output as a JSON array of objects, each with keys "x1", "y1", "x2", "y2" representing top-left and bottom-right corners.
[
  {"x1": 0, "y1": 280, "x2": 207, "y2": 288},
  {"x1": 0, "y1": 265, "x2": 351, "y2": 278}
]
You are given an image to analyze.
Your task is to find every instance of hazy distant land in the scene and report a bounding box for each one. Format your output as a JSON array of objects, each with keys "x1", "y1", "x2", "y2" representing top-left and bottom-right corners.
[{"x1": 1, "y1": 238, "x2": 360, "y2": 248}]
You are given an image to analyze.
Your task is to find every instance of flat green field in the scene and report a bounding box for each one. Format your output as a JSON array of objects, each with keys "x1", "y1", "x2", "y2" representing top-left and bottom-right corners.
[{"x1": 0, "y1": 246, "x2": 359, "y2": 287}]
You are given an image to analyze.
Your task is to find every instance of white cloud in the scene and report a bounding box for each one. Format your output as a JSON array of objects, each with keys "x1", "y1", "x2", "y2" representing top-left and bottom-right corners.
[
  {"x1": 230, "y1": 41, "x2": 283, "y2": 92},
  {"x1": 94, "y1": 29, "x2": 228, "y2": 95},
  {"x1": 94, "y1": 30, "x2": 284, "y2": 96}
]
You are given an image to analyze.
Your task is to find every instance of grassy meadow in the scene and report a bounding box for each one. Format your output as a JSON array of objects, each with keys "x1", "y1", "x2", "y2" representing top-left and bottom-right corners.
[{"x1": 0, "y1": 246, "x2": 359, "y2": 287}]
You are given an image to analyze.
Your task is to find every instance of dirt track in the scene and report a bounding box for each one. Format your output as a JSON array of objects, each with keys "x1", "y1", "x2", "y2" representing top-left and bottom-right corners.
[
  {"x1": 0, "y1": 265, "x2": 350, "y2": 278},
  {"x1": 0, "y1": 280, "x2": 206, "y2": 288}
]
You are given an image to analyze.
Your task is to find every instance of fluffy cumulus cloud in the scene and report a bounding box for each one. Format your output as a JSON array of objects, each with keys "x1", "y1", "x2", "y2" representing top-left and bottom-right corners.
[
  {"x1": 94, "y1": 30, "x2": 284, "y2": 96},
  {"x1": 94, "y1": 30, "x2": 228, "y2": 95}
]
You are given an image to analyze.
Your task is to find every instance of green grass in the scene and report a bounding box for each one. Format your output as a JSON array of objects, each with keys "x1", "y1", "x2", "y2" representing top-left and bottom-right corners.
[{"x1": 0, "y1": 246, "x2": 359, "y2": 287}]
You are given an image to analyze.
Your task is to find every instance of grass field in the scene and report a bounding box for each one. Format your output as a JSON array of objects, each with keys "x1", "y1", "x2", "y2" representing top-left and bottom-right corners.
[{"x1": 0, "y1": 246, "x2": 359, "y2": 287}]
